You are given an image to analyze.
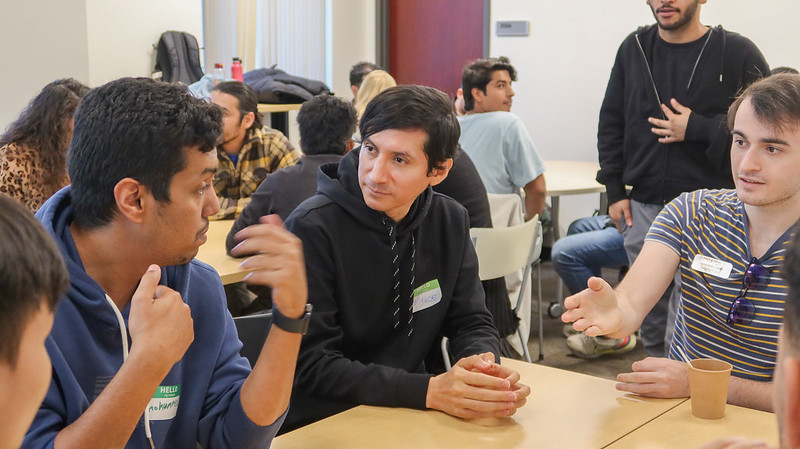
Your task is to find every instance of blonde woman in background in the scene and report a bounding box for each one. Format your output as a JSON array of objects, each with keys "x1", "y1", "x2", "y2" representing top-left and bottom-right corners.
[{"x1": 353, "y1": 70, "x2": 396, "y2": 140}]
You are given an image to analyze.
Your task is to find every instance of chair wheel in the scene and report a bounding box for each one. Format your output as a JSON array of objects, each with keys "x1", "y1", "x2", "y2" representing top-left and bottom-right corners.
[{"x1": 547, "y1": 302, "x2": 564, "y2": 318}]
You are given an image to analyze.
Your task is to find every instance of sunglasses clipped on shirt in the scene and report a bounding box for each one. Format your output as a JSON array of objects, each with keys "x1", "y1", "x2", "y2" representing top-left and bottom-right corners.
[{"x1": 726, "y1": 257, "x2": 771, "y2": 326}]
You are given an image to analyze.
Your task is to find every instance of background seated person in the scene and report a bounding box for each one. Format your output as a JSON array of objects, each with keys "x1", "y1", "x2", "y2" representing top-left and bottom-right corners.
[
  {"x1": 348, "y1": 61, "x2": 379, "y2": 101},
  {"x1": 225, "y1": 94, "x2": 357, "y2": 316},
  {"x1": 562, "y1": 74, "x2": 800, "y2": 412},
  {"x1": 552, "y1": 215, "x2": 635, "y2": 358},
  {"x1": 281, "y1": 85, "x2": 530, "y2": 432},
  {"x1": 458, "y1": 56, "x2": 546, "y2": 220},
  {"x1": 0, "y1": 78, "x2": 88, "y2": 211},
  {"x1": 209, "y1": 81, "x2": 301, "y2": 220}
]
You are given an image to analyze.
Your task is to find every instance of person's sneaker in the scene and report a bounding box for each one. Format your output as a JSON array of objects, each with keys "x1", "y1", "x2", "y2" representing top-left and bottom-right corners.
[
  {"x1": 562, "y1": 324, "x2": 581, "y2": 338},
  {"x1": 566, "y1": 333, "x2": 637, "y2": 359}
]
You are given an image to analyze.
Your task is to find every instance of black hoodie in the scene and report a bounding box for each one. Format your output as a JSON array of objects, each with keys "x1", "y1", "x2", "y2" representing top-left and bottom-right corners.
[
  {"x1": 597, "y1": 24, "x2": 769, "y2": 206},
  {"x1": 283, "y1": 149, "x2": 501, "y2": 430}
]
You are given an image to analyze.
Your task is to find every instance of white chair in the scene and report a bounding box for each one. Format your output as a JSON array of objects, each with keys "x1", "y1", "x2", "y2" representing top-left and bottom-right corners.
[
  {"x1": 487, "y1": 193, "x2": 542, "y2": 358},
  {"x1": 440, "y1": 215, "x2": 541, "y2": 369},
  {"x1": 470, "y1": 216, "x2": 541, "y2": 363}
]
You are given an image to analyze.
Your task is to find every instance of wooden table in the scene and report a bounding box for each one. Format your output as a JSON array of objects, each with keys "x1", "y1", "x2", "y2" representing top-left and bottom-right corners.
[
  {"x1": 543, "y1": 160, "x2": 605, "y2": 241},
  {"x1": 195, "y1": 220, "x2": 252, "y2": 285},
  {"x1": 543, "y1": 160, "x2": 605, "y2": 304},
  {"x1": 608, "y1": 400, "x2": 778, "y2": 448},
  {"x1": 544, "y1": 160, "x2": 605, "y2": 197},
  {"x1": 258, "y1": 103, "x2": 302, "y2": 138},
  {"x1": 273, "y1": 359, "x2": 686, "y2": 449}
]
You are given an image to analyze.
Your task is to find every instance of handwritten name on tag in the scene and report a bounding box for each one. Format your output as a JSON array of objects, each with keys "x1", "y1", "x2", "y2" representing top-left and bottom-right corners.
[{"x1": 691, "y1": 254, "x2": 733, "y2": 278}]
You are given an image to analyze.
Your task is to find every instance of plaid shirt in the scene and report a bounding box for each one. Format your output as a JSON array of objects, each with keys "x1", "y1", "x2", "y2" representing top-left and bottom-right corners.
[{"x1": 211, "y1": 126, "x2": 300, "y2": 220}]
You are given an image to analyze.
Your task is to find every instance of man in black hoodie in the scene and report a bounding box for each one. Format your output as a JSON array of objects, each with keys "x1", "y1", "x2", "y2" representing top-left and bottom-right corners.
[
  {"x1": 590, "y1": 0, "x2": 769, "y2": 358},
  {"x1": 282, "y1": 85, "x2": 530, "y2": 431}
]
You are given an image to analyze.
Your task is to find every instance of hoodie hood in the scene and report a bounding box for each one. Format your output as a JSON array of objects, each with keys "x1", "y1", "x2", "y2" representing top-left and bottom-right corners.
[
  {"x1": 315, "y1": 148, "x2": 432, "y2": 236},
  {"x1": 36, "y1": 186, "x2": 192, "y2": 327}
]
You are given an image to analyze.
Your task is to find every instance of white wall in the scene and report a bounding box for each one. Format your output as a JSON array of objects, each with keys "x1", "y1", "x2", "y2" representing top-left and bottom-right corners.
[
  {"x1": 489, "y1": 1, "x2": 800, "y2": 232},
  {"x1": 0, "y1": 0, "x2": 90, "y2": 132},
  {"x1": 0, "y1": 0, "x2": 203, "y2": 132},
  {"x1": 328, "y1": 0, "x2": 376, "y2": 99},
  {"x1": 85, "y1": 0, "x2": 203, "y2": 86}
]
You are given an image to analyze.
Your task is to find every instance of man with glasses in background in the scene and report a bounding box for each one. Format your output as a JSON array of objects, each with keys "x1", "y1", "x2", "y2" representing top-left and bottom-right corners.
[{"x1": 562, "y1": 73, "x2": 800, "y2": 412}]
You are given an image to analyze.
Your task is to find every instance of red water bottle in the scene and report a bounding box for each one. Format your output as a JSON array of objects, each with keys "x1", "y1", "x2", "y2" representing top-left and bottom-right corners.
[{"x1": 231, "y1": 57, "x2": 243, "y2": 82}]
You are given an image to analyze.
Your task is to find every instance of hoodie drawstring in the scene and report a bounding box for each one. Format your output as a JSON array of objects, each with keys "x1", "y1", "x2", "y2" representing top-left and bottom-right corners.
[
  {"x1": 104, "y1": 294, "x2": 155, "y2": 449},
  {"x1": 384, "y1": 219, "x2": 416, "y2": 338}
]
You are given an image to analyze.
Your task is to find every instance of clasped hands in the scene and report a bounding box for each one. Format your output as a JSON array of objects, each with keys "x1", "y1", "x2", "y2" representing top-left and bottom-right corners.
[{"x1": 426, "y1": 352, "x2": 530, "y2": 419}]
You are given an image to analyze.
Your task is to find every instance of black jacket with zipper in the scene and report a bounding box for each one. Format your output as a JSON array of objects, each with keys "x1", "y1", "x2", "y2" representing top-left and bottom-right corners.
[
  {"x1": 597, "y1": 24, "x2": 769, "y2": 206},
  {"x1": 282, "y1": 149, "x2": 501, "y2": 431}
]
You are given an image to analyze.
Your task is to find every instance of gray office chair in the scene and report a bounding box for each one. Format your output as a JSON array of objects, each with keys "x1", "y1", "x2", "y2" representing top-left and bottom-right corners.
[{"x1": 233, "y1": 310, "x2": 272, "y2": 368}]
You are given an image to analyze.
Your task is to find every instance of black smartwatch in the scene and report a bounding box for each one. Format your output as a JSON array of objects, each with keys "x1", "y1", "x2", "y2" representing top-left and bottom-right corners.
[{"x1": 272, "y1": 304, "x2": 313, "y2": 335}]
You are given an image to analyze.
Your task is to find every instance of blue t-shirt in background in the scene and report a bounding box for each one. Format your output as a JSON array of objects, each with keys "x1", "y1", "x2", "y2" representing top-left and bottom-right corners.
[{"x1": 458, "y1": 111, "x2": 546, "y2": 194}]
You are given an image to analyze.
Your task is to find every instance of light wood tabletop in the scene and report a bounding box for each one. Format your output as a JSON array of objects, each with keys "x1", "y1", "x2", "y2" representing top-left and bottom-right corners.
[
  {"x1": 273, "y1": 358, "x2": 685, "y2": 449},
  {"x1": 543, "y1": 160, "x2": 605, "y2": 244},
  {"x1": 195, "y1": 219, "x2": 252, "y2": 285},
  {"x1": 608, "y1": 400, "x2": 778, "y2": 448},
  {"x1": 257, "y1": 103, "x2": 302, "y2": 113},
  {"x1": 544, "y1": 160, "x2": 604, "y2": 197}
]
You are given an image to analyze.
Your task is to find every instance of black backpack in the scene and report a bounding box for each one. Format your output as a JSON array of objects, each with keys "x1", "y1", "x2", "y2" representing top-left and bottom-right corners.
[{"x1": 154, "y1": 31, "x2": 204, "y2": 85}]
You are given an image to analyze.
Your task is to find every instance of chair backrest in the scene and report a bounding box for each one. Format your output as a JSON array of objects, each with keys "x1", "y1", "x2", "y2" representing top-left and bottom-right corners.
[
  {"x1": 470, "y1": 215, "x2": 540, "y2": 281},
  {"x1": 233, "y1": 310, "x2": 272, "y2": 368},
  {"x1": 487, "y1": 192, "x2": 525, "y2": 228}
]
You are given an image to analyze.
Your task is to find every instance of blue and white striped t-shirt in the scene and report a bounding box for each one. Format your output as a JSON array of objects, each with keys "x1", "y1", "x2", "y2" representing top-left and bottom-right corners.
[{"x1": 647, "y1": 189, "x2": 793, "y2": 381}]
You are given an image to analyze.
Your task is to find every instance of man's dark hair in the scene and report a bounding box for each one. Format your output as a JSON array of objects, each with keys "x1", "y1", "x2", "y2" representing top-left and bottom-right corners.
[
  {"x1": 782, "y1": 226, "x2": 800, "y2": 355},
  {"x1": 297, "y1": 95, "x2": 357, "y2": 156},
  {"x1": 69, "y1": 77, "x2": 221, "y2": 229},
  {"x1": 360, "y1": 85, "x2": 460, "y2": 173},
  {"x1": 0, "y1": 78, "x2": 89, "y2": 193},
  {"x1": 212, "y1": 81, "x2": 264, "y2": 130},
  {"x1": 772, "y1": 66, "x2": 799, "y2": 76},
  {"x1": 349, "y1": 61, "x2": 379, "y2": 88},
  {"x1": 0, "y1": 195, "x2": 68, "y2": 367},
  {"x1": 728, "y1": 73, "x2": 800, "y2": 133},
  {"x1": 461, "y1": 56, "x2": 517, "y2": 112}
]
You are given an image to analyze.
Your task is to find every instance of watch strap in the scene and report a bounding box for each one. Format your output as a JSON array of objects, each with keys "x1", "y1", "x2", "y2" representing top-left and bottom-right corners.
[{"x1": 272, "y1": 304, "x2": 312, "y2": 335}]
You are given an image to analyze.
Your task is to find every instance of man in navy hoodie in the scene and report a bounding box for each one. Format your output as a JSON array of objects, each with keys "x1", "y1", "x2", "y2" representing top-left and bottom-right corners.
[
  {"x1": 282, "y1": 85, "x2": 530, "y2": 431},
  {"x1": 26, "y1": 78, "x2": 309, "y2": 448}
]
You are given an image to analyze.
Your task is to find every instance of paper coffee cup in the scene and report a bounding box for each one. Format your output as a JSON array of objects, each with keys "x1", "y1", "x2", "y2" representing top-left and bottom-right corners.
[{"x1": 688, "y1": 358, "x2": 732, "y2": 419}]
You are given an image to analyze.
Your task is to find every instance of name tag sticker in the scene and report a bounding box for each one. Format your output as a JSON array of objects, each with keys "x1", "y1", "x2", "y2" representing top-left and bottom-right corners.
[
  {"x1": 412, "y1": 279, "x2": 442, "y2": 313},
  {"x1": 691, "y1": 254, "x2": 733, "y2": 278},
  {"x1": 147, "y1": 385, "x2": 180, "y2": 420}
]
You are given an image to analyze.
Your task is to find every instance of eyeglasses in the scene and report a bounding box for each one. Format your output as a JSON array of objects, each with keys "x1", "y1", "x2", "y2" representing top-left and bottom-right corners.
[{"x1": 726, "y1": 257, "x2": 770, "y2": 326}]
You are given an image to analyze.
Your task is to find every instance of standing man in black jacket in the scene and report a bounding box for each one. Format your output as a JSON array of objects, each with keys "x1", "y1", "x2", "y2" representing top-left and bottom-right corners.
[{"x1": 591, "y1": 0, "x2": 769, "y2": 358}]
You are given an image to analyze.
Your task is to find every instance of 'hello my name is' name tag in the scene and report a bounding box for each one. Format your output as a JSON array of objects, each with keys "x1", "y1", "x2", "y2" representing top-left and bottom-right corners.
[
  {"x1": 691, "y1": 254, "x2": 733, "y2": 278},
  {"x1": 412, "y1": 279, "x2": 442, "y2": 313}
]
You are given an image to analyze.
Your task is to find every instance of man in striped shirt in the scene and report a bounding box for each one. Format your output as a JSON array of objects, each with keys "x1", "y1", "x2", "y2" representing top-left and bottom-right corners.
[{"x1": 562, "y1": 73, "x2": 800, "y2": 412}]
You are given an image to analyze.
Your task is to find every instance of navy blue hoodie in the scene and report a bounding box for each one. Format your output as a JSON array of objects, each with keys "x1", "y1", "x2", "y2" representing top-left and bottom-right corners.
[{"x1": 25, "y1": 187, "x2": 284, "y2": 449}]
